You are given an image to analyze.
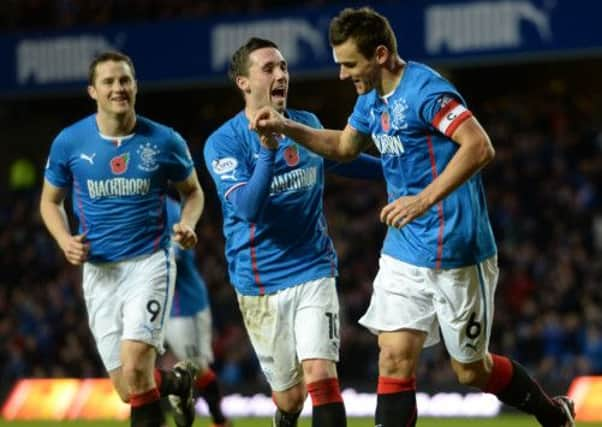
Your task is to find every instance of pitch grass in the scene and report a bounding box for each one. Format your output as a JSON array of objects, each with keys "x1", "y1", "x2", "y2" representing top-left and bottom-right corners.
[{"x1": 1, "y1": 417, "x2": 601, "y2": 427}]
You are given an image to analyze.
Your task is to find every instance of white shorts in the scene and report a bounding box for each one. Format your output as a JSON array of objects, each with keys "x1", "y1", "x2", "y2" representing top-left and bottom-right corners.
[
  {"x1": 237, "y1": 277, "x2": 340, "y2": 392},
  {"x1": 359, "y1": 254, "x2": 498, "y2": 363},
  {"x1": 165, "y1": 307, "x2": 214, "y2": 365},
  {"x1": 83, "y1": 248, "x2": 176, "y2": 372}
]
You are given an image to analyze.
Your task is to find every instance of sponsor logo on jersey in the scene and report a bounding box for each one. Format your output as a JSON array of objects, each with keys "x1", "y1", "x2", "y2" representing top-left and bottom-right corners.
[
  {"x1": 283, "y1": 144, "x2": 300, "y2": 167},
  {"x1": 270, "y1": 166, "x2": 317, "y2": 194},
  {"x1": 372, "y1": 133, "x2": 405, "y2": 156},
  {"x1": 110, "y1": 153, "x2": 129, "y2": 175},
  {"x1": 137, "y1": 142, "x2": 160, "y2": 172},
  {"x1": 438, "y1": 95, "x2": 453, "y2": 109},
  {"x1": 381, "y1": 111, "x2": 390, "y2": 132},
  {"x1": 211, "y1": 157, "x2": 238, "y2": 174},
  {"x1": 80, "y1": 152, "x2": 96, "y2": 165},
  {"x1": 87, "y1": 178, "x2": 151, "y2": 199}
]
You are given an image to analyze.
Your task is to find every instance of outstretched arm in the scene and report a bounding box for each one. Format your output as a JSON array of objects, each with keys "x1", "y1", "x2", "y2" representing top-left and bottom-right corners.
[{"x1": 251, "y1": 106, "x2": 372, "y2": 162}]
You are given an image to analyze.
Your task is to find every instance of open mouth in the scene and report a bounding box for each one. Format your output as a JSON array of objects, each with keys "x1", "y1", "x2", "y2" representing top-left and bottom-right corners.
[{"x1": 271, "y1": 88, "x2": 286, "y2": 99}]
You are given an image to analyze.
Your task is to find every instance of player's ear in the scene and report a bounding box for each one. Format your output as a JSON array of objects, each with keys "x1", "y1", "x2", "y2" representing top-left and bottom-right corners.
[
  {"x1": 87, "y1": 85, "x2": 97, "y2": 101},
  {"x1": 375, "y1": 45, "x2": 389, "y2": 65},
  {"x1": 236, "y1": 75, "x2": 250, "y2": 93}
]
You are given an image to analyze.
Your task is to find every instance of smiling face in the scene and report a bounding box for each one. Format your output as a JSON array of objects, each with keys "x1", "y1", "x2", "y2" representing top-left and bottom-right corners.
[
  {"x1": 333, "y1": 38, "x2": 381, "y2": 95},
  {"x1": 87, "y1": 60, "x2": 137, "y2": 118},
  {"x1": 237, "y1": 47, "x2": 289, "y2": 113}
]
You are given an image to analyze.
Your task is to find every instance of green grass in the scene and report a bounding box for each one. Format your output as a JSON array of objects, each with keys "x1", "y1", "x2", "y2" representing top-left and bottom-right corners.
[{"x1": 1, "y1": 417, "x2": 601, "y2": 427}]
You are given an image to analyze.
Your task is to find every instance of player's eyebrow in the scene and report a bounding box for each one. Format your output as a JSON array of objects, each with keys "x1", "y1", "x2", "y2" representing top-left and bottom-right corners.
[{"x1": 261, "y1": 59, "x2": 287, "y2": 70}]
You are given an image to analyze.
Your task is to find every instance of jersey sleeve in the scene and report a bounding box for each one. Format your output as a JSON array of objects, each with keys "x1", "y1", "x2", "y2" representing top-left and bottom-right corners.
[
  {"x1": 348, "y1": 94, "x2": 372, "y2": 135},
  {"x1": 44, "y1": 132, "x2": 72, "y2": 188},
  {"x1": 165, "y1": 130, "x2": 195, "y2": 182},
  {"x1": 418, "y1": 78, "x2": 472, "y2": 138},
  {"x1": 203, "y1": 131, "x2": 252, "y2": 200}
]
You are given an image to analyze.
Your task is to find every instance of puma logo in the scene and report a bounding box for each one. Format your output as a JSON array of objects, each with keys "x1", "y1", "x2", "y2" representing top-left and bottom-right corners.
[{"x1": 80, "y1": 152, "x2": 96, "y2": 165}]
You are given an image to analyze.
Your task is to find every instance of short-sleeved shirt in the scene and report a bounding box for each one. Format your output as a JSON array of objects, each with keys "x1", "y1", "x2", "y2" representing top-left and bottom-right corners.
[
  {"x1": 349, "y1": 61, "x2": 496, "y2": 269},
  {"x1": 203, "y1": 110, "x2": 337, "y2": 296},
  {"x1": 166, "y1": 197, "x2": 209, "y2": 316},
  {"x1": 45, "y1": 114, "x2": 194, "y2": 262}
]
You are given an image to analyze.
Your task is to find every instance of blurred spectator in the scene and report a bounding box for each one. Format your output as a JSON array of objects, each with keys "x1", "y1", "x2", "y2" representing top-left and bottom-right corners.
[{"x1": 9, "y1": 158, "x2": 36, "y2": 192}]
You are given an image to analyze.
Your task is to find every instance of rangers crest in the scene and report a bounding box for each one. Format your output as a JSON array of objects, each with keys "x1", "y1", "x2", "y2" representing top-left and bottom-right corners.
[
  {"x1": 389, "y1": 98, "x2": 409, "y2": 130},
  {"x1": 137, "y1": 142, "x2": 160, "y2": 172}
]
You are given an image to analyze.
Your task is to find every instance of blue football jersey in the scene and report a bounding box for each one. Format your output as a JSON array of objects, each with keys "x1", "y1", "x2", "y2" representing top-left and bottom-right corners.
[
  {"x1": 45, "y1": 114, "x2": 194, "y2": 262},
  {"x1": 349, "y1": 61, "x2": 497, "y2": 269},
  {"x1": 166, "y1": 197, "x2": 209, "y2": 316},
  {"x1": 204, "y1": 110, "x2": 337, "y2": 296}
]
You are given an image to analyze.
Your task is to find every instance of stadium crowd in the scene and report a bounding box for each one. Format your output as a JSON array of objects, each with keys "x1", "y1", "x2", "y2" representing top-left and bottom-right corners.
[{"x1": 0, "y1": 0, "x2": 400, "y2": 32}]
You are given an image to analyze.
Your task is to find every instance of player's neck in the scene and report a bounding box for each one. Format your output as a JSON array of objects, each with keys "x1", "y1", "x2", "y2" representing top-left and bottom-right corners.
[
  {"x1": 244, "y1": 104, "x2": 285, "y2": 122},
  {"x1": 244, "y1": 105, "x2": 257, "y2": 122},
  {"x1": 95, "y1": 111, "x2": 136, "y2": 137},
  {"x1": 378, "y1": 57, "x2": 406, "y2": 96}
]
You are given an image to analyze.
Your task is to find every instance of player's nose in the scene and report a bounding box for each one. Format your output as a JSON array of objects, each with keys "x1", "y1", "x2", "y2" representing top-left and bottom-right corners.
[{"x1": 274, "y1": 68, "x2": 287, "y2": 81}]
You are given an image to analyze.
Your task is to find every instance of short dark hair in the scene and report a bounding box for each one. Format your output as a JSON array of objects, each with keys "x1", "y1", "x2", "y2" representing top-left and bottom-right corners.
[
  {"x1": 228, "y1": 37, "x2": 279, "y2": 82},
  {"x1": 88, "y1": 51, "x2": 136, "y2": 85},
  {"x1": 329, "y1": 7, "x2": 398, "y2": 59}
]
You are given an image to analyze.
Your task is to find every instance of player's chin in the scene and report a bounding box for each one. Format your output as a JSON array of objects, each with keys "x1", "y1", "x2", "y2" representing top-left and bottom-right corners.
[
  {"x1": 111, "y1": 107, "x2": 132, "y2": 116},
  {"x1": 355, "y1": 86, "x2": 370, "y2": 95},
  {"x1": 271, "y1": 99, "x2": 286, "y2": 112}
]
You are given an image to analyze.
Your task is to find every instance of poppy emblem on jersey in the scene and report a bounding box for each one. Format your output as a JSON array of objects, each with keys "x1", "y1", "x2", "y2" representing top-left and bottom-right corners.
[
  {"x1": 283, "y1": 144, "x2": 300, "y2": 167},
  {"x1": 110, "y1": 153, "x2": 129, "y2": 175},
  {"x1": 137, "y1": 142, "x2": 160, "y2": 172},
  {"x1": 381, "y1": 111, "x2": 390, "y2": 132}
]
